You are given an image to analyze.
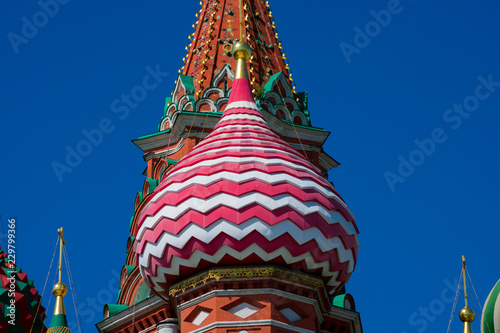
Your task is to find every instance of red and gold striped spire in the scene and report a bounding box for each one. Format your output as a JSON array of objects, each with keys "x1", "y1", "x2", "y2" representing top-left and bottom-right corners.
[{"x1": 180, "y1": 0, "x2": 295, "y2": 97}]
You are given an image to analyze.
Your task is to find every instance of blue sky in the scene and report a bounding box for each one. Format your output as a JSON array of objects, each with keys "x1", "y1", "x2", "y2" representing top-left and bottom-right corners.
[{"x1": 1, "y1": 1, "x2": 500, "y2": 332}]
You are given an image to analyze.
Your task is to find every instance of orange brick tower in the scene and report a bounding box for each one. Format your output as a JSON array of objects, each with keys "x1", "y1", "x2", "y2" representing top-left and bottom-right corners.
[{"x1": 97, "y1": 2, "x2": 363, "y2": 333}]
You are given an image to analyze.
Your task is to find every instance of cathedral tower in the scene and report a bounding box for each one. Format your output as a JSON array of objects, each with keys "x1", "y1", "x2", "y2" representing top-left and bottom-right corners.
[{"x1": 97, "y1": 2, "x2": 362, "y2": 333}]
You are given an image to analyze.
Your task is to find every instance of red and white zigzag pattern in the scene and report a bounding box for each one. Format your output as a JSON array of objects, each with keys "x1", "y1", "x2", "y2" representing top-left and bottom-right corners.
[{"x1": 136, "y1": 78, "x2": 359, "y2": 297}]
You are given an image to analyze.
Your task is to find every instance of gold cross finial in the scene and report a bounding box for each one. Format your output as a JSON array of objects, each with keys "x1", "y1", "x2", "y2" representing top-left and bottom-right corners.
[
  {"x1": 57, "y1": 227, "x2": 66, "y2": 283},
  {"x1": 58, "y1": 227, "x2": 66, "y2": 245},
  {"x1": 462, "y1": 255, "x2": 468, "y2": 307}
]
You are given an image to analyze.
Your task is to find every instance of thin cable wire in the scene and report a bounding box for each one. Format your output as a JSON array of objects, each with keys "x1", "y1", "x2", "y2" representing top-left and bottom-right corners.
[
  {"x1": 466, "y1": 267, "x2": 491, "y2": 333},
  {"x1": 131, "y1": 283, "x2": 140, "y2": 333},
  {"x1": 446, "y1": 271, "x2": 463, "y2": 333},
  {"x1": 30, "y1": 236, "x2": 59, "y2": 333},
  {"x1": 273, "y1": 83, "x2": 310, "y2": 161},
  {"x1": 64, "y1": 246, "x2": 84, "y2": 333},
  {"x1": 42, "y1": 264, "x2": 60, "y2": 331}
]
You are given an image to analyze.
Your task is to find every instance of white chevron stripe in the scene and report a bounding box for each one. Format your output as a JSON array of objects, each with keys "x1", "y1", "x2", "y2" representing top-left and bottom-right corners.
[
  {"x1": 138, "y1": 218, "x2": 355, "y2": 273},
  {"x1": 207, "y1": 126, "x2": 277, "y2": 138},
  {"x1": 142, "y1": 244, "x2": 344, "y2": 295},
  {"x1": 163, "y1": 158, "x2": 331, "y2": 190},
  {"x1": 138, "y1": 192, "x2": 356, "y2": 240},
  {"x1": 153, "y1": 170, "x2": 339, "y2": 205},
  {"x1": 219, "y1": 114, "x2": 265, "y2": 124},
  {"x1": 186, "y1": 143, "x2": 324, "y2": 176},
  {"x1": 212, "y1": 124, "x2": 276, "y2": 134},
  {"x1": 226, "y1": 101, "x2": 259, "y2": 111}
]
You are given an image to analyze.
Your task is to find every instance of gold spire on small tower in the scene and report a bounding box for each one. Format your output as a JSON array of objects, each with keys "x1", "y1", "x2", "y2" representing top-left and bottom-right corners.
[
  {"x1": 459, "y1": 256, "x2": 475, "y2": 333},
  {"x1": 48, "y1": 228, "x2": 71, "y2": 333}
]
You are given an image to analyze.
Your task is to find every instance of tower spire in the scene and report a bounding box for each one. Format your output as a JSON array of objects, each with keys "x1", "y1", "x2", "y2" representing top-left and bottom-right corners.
[
  {"x1": 180, "y1": 0, "x2": 294, "y2": 97},
  {"x1": 48, "y1": 228, "x2": 70, "y2": 333},
  {"x1": 459, "y1": 256, "x2": 475, "y2": 333}
]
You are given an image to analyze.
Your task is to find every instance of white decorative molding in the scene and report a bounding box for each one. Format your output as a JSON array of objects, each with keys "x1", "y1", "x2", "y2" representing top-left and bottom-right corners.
[{"x1": 213, "y1": 64, "x2": 235, "y2": 89}]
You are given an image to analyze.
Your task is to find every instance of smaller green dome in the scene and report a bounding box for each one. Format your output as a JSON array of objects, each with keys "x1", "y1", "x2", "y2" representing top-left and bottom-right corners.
[{"x1": 482, "y1": 279, "x2": 500, "y2": 333}]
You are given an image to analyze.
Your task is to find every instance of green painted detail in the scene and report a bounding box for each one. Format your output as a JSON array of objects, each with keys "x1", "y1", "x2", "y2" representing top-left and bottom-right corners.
[
  {"x1": 106, "y1": 304, "x2": 129, "y2": 317},
  {"x1": 180, "y1": 111, "x2": 223, "y2": 117},
  {"x1": 129, "y1": 216, "x2": 134, "y2": 233},
  {"x1": 162, "y1": 158, "x2": 179, "y2": 167},
  {"x1": 164, "y1": 97, "x2": 172, "y2": 113},
  {"x1": 178, "y1": 74, "x2": 195, "y2": 96},
  {"x1": 136, "y1": 192, "x2": 143, "y2": 205},
  {"x1": 116, "y1": 289, "x2": 122, "y2": 303},
  {"x1": 125, "y1": 265, "x2": 136, "y2": 276},
  {"x1": 49, "y1": 314, "x2": 68, "y2": 328},
  {"x1": 332, "y1": 294, "x2": 347, "y2": 308},
  {"x1": 146, "y1": 178, "x2": 159, "y2": 194},
  {"x1": 482, "y1": 279, "x2": 500, "y2": 333},
  {"x1": 263, "y1": 72, "x2": 282, "y2": 93},
  {"x1": 17, "y1": 280, "x2": 29, "y2": 292}
]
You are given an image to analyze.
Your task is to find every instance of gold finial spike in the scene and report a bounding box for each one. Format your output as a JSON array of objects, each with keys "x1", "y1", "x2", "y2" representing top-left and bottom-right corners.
[
  {"x1": 48, "y1": 228, "x2": 70, "y2": 333},
  {"x1": 462, "y1": 255, "x2": 468, "y2": 307},
  {"x1": 233, "y1": 41, "x2": 252, "y2": 79},
  {"x1": 57, "y1": 228, "x2": 66, "y2": 283},
  {"x1": 460, "y1": 256, "x2": 475, "y2": 333},
  {"x1": 238, "y1": 0, "x2": 244, "y2": 41}
]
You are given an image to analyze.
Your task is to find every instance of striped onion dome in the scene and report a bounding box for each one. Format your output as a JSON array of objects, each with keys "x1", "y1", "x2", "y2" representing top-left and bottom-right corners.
[
  {"x1": 135, "y1": 77, "x2": 359, "y2": 298},
  {"x1": 482, "y1": 279, "x2": 500, "y2": 333}
]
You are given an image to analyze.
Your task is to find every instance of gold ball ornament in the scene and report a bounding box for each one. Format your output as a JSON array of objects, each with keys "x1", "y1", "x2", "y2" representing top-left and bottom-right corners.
[
  {"x1": 232, "y1": 41, "x2": 252, "y2": 60},
  {"x1": 459, "y1": 306, "x2": 475, "y2": 322},
  {"x1": 52, "y1": 282, "x2": 68, "y2": 297}
]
